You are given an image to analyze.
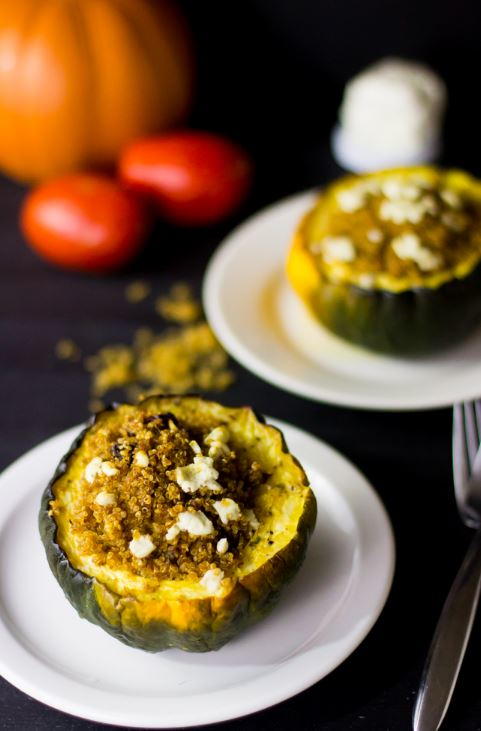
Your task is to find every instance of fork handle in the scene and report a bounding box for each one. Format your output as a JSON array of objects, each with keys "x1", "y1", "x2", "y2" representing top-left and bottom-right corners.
[{"x1": 413, "y1": 529, "x2": 481, "y2": 731}]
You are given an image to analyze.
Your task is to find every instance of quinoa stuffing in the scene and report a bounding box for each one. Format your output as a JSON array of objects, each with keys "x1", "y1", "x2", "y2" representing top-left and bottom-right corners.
[
  {"x1": 307, "y1": 170, "x2": 481, "y2": 288},
  {"x1": 50, "y1": 412, "x2": 267, "y2": 582}
]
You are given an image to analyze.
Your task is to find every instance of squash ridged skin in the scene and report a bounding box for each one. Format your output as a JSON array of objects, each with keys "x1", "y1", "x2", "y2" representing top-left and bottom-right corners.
[
  {"x1": 303, "y1": 262, "x2": 481, "y2": 355},
  {"x1": 287, "y1": 197, "x2": 481, "y2": 356},
  {"x1": 39, "y1": 397, "x2": 316, "y2": 652}
]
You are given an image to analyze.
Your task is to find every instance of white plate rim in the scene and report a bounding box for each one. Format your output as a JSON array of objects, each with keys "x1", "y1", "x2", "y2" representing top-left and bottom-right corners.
[
  {"x1": 203, "y1": 189, "x2": 481, "y2": 410},
  {"x1": 0, "y1": 421, "x2": 395, "y2": 728}
]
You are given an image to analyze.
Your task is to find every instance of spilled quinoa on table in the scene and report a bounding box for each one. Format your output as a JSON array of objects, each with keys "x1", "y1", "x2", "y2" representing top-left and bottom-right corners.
[
  {"x1": 50, "y1": 411, "x2": 267, "y2": 582},
  {"x1": 155, "y1": 282, "x2": 202, "y2": 323},
  {"x1": 83, "y1": 283, "x2": 234, "y2": 410}
]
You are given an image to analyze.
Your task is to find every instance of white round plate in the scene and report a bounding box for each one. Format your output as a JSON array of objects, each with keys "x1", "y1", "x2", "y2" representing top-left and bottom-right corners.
[
  {"x1": 203, "y1": 190, "x2": 481, "y2": 410},
  {"x1": 0, "y1": 421, "x2": 394, "y2": 728}
]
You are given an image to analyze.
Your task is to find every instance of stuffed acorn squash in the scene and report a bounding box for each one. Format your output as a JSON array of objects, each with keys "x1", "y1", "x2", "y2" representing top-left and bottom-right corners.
[
  {"x1": 287, "y1": 166, "x2": 481, "y2": 354},
  {"x1": 39, "y1": 396, "x2": 316, "y2": 652}
]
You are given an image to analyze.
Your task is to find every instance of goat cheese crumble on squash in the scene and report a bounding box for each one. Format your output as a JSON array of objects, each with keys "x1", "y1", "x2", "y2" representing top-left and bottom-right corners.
[{"x1": 52, "y1": 411, "x2": 265, "y2": 583}]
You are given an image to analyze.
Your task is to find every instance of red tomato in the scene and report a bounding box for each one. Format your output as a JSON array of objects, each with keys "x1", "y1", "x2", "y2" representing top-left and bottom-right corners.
[
  {"x1": 21, "y1": 174, "x2": 148, "y2": 272},
  {"x1": 119, "y1": 131, "x2": 252, "y2": 225}
]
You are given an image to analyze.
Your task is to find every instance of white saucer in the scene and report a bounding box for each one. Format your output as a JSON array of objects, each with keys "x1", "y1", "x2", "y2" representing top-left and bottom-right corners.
[
  {"x1": 0, "y1": 420, "x2": 394, "y2": 728},
  {"x1": 203, "y1": 190, "x2": 481, "y2": 410}
]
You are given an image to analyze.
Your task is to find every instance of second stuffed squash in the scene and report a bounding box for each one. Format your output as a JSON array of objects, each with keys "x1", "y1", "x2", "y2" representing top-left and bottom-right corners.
[
  {"x1": 39, "y1": 396, "x2": 316, "y2": 652},
  {"x1": 287, "y1": 167, "x2": 481, "y2": 355}
]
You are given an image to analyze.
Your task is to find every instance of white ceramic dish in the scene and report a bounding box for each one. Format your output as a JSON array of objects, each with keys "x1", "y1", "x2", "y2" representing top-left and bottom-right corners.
[
  {"x1": 0, "y1": 420, "x2": 394, "y2": 728},
  {"x1": 203, "y1": 190, "x2": 481, "y2": 410}
]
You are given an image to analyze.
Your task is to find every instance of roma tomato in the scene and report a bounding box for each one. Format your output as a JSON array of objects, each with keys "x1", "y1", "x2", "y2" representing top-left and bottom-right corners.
[
  {"x1": 21, "y1": 174, "x2": 148, "y2": 272},
  {"x1": 119, "y1": 131, "x2": 252, "y2": 225}
]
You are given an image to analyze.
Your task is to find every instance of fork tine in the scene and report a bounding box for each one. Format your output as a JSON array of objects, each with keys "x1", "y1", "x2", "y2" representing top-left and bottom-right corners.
[
  {"x1": 453, "y1": 403, "x2": 469, "y2": 493},
  {"x1": 472, "y1": 401, "x2": 481, "y2": 475},
  {"x1": 475, "y1": 400, "x2": 481, "y2": 441},
  {"x1": 463, "y1": 402, "x2": 479, "y2": 470}
]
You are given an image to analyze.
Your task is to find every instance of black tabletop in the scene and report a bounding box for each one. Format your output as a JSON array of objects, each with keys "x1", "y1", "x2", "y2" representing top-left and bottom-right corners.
[
  {"x1": 2, "y1": 150, "x2": 481, "y2": 731},
  {"x1": 3, "y1": 2, "x2": 481, "y2": 729}
]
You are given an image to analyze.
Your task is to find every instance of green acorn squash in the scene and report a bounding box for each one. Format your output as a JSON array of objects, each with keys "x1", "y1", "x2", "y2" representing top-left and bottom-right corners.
[
  {"x1": 287, "y1": 167, "x2": 481, "y2": 355},
  {"x1": 39, "y1": 396, "x2": 316, "y2": 652}
]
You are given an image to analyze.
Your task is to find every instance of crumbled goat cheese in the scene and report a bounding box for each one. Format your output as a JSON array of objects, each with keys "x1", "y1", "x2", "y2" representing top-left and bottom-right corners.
[
  {"x1": 381, "y1": 179, "x2": 404, "y2": 200},
  {"x1": 165, "y1": 524, "x2": 180, "y2": 542},
  {"x1": 440, "y1": 189, "x2": 462, "y2": 209},
  {"x1": 337, "y1": 187, "x2": 366, "y2": 213},
  {"x1": 379, "y1": 199, "x2": 413, "y2": 224},
  {"x1": 391, "y1": 233, "x2": 442, "y2": 272},
  {"x1": 134, "y1": 450, "x2": 149, "y2": 467},
  {"x1": 216, "y1": 538, "x2": 229, "y2": 554},
  {"x1": 101, "y1": 460, "x2": 118, "y2": 477},
  {"x1": 381, "y1": 179, "x2": 421, "y2": 201},
  {"x1": 213, "y1": 498, "x2": 242, "y2": 525},
  {"x1": 379, "y1": 195, "x2": 438, "y2": 225},
  {"x1": 95, "y1": 491, "x2": 116, "y2": 507},
  {"x1": 244, "y1": 509, "x2": 260, "y2": 531},
  {"x1": 200, "y1": 568, "x2": 225, "y2": 595},
  {"x1": 357, "y1": 273, "x2": 375, "y2": 289},
  {"x1": 422, "y1": 195, "x2": 439, "y2": 216},
  {"x1": 366, "y1": 228, "x2": 383, "y2": 244},
  {"x1": 84, "y1": 457, "x2": 102, "y2": 483},
  {"x1": 399, "y1": 184, "x2": 422, "y2": 201},
  {"x1": 204, "y1": 426, "x2": 230, "y2": 458},
  {"x1": 189, "y1": 440, "x2": 202, "y2": 454},
  {"x1": 321, "y1": 236, "x2": 356, "y2": 263},
  {"x1": 176, "y1": 510, "x2": 214, "y2": 536},
  {"x1": 175, "y1": 452, "x2": 222, "y2": 493},
  {"x1": 129, "y1": 534, "x2": 155, "y2": 559}
]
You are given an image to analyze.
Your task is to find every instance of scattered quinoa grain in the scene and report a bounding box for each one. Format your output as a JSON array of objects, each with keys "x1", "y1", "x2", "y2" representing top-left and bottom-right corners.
[
  {"x1": 155, "y1": 283, "x2": 201, "y2": 324},
  {"x1": 90, "y1": 346, "x2": 135, "y2": 396},
  {"x1": 55, "y1": 283, "x2": 234, "y2": 412},
  {"x1": 125, "y1": 280, "x2": 151, "y2": 304},
  {"x1": 55, "y1": 339, "x2": 81, "y2": 362}
]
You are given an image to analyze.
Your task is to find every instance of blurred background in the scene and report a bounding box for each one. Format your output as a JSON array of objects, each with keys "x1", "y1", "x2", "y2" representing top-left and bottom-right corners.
[{"x1": 183, "y1": 0, "x2": 481, "y2": 193}]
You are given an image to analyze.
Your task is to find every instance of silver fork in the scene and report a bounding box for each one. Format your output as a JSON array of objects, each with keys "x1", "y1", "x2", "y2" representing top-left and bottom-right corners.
[{"x1": 413, "y1": 401, "x2": 481, "y2": 731}]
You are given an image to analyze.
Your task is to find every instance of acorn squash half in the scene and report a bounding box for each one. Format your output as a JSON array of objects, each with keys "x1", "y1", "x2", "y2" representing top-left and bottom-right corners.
[
  {"x1": 287, "y1": 167, "x2": 481, "y2": 355},
  {"x1": 39, "y1": 396, "x2": 316, "y2": 652}
]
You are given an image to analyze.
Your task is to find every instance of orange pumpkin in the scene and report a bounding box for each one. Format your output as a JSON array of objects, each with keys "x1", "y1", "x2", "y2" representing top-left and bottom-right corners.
[{"x1": 0, "y1": 0, "x2": 193, "y2": 183}]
